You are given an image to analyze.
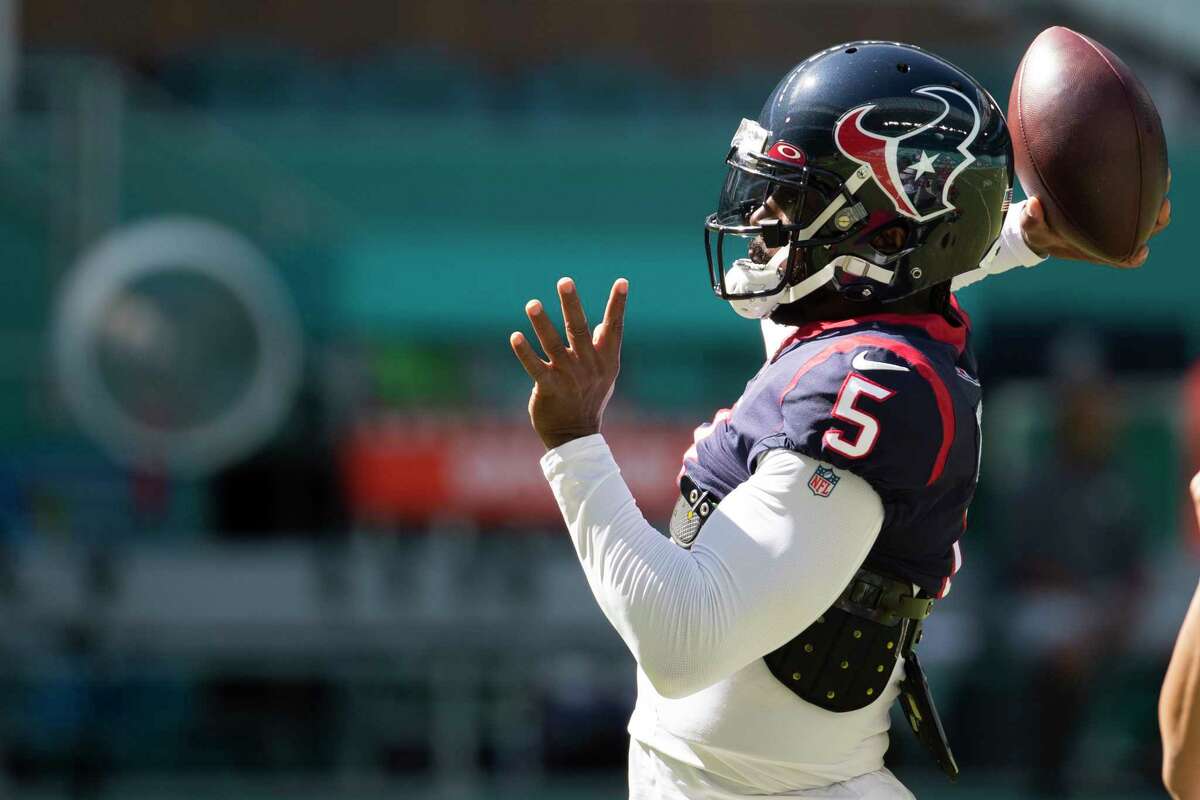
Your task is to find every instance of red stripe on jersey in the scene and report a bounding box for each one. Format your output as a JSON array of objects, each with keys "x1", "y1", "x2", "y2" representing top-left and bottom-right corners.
[
  {"x1": 778, "y1": 334, "x2": 956, "y2": 486},
  {"x1": 772, "y1": 296, "x2": 971, "y2": 360}
]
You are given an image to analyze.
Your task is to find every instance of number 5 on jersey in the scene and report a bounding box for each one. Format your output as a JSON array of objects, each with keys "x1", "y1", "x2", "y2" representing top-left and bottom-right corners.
[{"x1": 823, "y1": 373, "x2": 896, "y2": 459}]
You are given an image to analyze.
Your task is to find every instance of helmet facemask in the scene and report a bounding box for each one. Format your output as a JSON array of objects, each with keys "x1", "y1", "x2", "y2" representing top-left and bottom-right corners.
[{"x1": 704, "y1": 120, "x2": 908, "y2": 318}]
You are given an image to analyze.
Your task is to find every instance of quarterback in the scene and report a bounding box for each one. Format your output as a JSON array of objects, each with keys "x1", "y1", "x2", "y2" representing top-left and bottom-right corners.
[{"x1": 510, "y1": 42, "x2": 1170, "y2": 799}]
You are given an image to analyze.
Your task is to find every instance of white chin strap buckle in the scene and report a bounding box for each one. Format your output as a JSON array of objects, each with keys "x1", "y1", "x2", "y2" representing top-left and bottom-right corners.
[
  {"x1": 723, "y1": 250, "x2": 893, "y2": 320},
  {"x1": 724, "y1": 247, "x2": 791, "y2": 319}
]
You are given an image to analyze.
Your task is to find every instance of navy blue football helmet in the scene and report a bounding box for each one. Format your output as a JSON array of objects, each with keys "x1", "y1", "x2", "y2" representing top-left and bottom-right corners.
[{"x1": 705, "y1": 41, "x2": 1013, "y2": 317}]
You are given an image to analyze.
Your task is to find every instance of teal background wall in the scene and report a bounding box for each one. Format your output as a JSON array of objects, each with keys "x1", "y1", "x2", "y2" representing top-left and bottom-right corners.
[{"x1": 5, "y1": 106, "x2": 1192, "y2": 351}]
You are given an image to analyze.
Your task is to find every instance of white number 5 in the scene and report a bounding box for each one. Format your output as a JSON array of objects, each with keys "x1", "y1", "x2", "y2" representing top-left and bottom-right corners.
[{"x1": 823, "y1": 373, "x2": 896, "y2": 459}]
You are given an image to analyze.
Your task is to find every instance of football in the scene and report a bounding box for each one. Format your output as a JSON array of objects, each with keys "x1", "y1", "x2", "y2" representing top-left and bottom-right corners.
[{"x1": 1008, "y1": 26, "x2": 1168, "y2": 263}]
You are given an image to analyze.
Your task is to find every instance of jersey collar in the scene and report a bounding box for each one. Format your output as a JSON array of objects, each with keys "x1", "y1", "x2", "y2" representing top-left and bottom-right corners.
[{"x1": 771, "y1": 296, "x2": 971, "y2": 361}]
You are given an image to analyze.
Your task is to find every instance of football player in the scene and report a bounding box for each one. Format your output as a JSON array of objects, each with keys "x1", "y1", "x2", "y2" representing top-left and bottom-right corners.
[
  {"x1": 1161, "y1": 473, "x2": 1200, "y2": 799},
  {"x1": 511, "y1": 41, "x2": 1171, "y2": 799}
]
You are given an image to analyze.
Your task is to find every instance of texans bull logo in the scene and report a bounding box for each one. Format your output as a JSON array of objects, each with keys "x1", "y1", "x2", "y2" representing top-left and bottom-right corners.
[{"x1": 833, "y1": 85, "x2": 982, "y2": 222}]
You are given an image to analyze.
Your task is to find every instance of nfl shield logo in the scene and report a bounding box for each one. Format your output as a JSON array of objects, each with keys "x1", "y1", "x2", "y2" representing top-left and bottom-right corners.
[{"x1": 808, "y1": 465, "x2": 840, "y2": 497}]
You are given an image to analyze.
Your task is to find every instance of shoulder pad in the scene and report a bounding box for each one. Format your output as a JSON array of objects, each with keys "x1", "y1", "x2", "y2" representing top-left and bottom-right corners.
[{"x1": 760, "y1": 335, "x2": 955, "y2": 492}]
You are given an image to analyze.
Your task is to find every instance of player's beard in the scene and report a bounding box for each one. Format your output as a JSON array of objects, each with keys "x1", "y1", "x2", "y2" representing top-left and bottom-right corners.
[
  {"x1": 757, "y1": 242, "x2": 847, "y2": 326},
  {"x1": 748, "y1": 236, "x2": 771, "y2": 265},
  {"x1": 748, "y1": 235, "x2": 885, "y2": 326}
]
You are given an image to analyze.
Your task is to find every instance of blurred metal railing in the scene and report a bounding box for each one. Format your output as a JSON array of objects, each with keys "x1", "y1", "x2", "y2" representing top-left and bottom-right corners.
[{"x1": 0, "y1": 531, "x2": 634, "y2": 795}]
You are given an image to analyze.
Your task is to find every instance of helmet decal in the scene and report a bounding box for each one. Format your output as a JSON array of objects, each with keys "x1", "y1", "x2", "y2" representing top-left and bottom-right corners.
[
  {"x1": 833, "y1": 85, "x2": 982, "y2": 222},
  {"x1": 766, "y1": 140, "x2": 807, "y2": 166}
]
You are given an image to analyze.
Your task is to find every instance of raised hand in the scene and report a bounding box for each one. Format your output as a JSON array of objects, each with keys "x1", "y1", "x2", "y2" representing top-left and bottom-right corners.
[
  {"x1": 1021, "y1": 170, "x2": 1171, "y2": 268},
  {"x1": 510, "y1": 277, "x2": 628, "y2": 450}
]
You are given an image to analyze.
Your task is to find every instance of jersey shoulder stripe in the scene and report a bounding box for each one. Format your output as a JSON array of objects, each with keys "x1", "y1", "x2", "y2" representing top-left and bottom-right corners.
[{"x1": 777, "y1": 333, "x2": 955, "y2": 486}]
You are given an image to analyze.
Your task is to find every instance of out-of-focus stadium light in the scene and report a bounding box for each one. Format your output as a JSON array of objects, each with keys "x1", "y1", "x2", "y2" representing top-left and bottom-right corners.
[{"x1": 52, "y1": 217, "x2": 303, "y2": 477}]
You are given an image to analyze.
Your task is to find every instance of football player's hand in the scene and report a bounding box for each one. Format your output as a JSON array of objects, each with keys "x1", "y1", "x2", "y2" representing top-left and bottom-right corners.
[
  {"x1": 1190, "y1": 470, "x2": 1200, "y2": 524},
  {"x1": 1021, "y1": 170, "x2": 1171, "y2": 268},
  {"x1": 510, "y1": 277, "x2": 627, "y2": 450}
]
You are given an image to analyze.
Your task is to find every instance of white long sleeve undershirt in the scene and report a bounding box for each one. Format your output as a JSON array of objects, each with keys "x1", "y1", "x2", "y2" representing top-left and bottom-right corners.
[{"x1": 541, "y1": 435, "x2": 884, "y2": 700}]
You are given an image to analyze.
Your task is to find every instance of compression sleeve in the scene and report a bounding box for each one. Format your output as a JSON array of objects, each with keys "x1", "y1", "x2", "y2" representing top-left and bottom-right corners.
[
  {"x1": 760, "y1": 318, "x2": 794, "y2": 359},
  {"x1": 541, "y1": 434, "x2": 884, "y2": 699}
]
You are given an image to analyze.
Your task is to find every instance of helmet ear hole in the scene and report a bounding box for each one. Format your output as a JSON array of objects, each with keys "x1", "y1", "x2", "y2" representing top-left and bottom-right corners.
[{"x1": 869, "y1": 224, "x2": 909, "y2": 255}]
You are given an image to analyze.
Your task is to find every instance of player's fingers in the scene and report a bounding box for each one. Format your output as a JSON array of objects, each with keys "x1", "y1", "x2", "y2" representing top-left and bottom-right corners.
[
  {"x1": 595, "y1": 278, "x2": 628, "y2": 361},
  {"x1": 510, "y1": 331, "x2": 549, "y2": 379},
  {"x1": 1112, "y1": 244, "x2": 1149, "y2": 269},
  {"x1": 1024, "y1": 195, "x2": 1045, "y2": 224},
  {"x1": 1189, "y1": 471, "x2": 1200, "y2": 530},
  {"x1": 1151, "y1": 196, "x2": 1171, "y2": 236},
  {"x1": 557, "y1": 278, "x2": 596, "y2": 358},
  {"x1": 526, "y1": 299, "x2": 569, "y2": 364}
]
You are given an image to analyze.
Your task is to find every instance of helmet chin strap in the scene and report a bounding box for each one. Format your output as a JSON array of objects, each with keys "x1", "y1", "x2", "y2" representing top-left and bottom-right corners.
[
  {"x1": 724, "y1": 167, "x2": 875, "y2": 319},
  {"x1": 777, "y1": 255, "x2": 838, "y2": 306},
  {"x1": 726, "y1": 245, "x2": 837, "y2": 319}
]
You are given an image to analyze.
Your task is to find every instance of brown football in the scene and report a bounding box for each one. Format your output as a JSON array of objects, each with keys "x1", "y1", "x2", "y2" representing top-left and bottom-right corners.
[{"x1": 1009, "y1": 26, "x2": 1168, "y2": 262}]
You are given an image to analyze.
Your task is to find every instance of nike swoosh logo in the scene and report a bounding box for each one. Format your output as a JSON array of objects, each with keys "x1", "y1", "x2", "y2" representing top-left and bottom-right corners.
[
  {"x1": 955, "y1": 366, "x2": 981, "y2": 386},
  {"x1": 851, "y1": 351, "x2": 910, "y2": 372}
]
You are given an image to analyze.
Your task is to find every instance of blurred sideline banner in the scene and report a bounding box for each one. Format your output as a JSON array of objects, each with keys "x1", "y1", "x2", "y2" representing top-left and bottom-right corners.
[{"x1": 343, "y1": 418, "x2": 694, "y2": 526}]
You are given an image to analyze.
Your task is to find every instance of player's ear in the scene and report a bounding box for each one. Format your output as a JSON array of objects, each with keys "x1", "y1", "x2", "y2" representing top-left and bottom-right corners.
[{"x1": 869, "y1": 224, "x2": 908, "y2": 254}]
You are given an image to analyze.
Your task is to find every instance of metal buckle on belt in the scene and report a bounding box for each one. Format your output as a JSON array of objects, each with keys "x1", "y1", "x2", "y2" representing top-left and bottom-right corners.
[
  {"x1": 680, "y1": 475, "x2": 717, "y2": 521},
  {"x1": 670, "y1": 476, "x2": 720, "y2": 548},
  {"x1": 835, "y1": 568, "x2": 935, "y2": 627}
]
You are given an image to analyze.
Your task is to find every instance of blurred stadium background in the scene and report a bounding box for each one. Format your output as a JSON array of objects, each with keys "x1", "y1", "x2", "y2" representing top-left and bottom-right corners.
[{"x1": 0, "y1": 1, "x2": 1197, "y2": 798}]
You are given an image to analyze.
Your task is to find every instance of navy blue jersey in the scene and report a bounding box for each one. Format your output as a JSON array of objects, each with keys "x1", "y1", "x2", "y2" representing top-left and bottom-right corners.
[{"x1": 683, "y1": 303, "x2": 981, "y2": 597}]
